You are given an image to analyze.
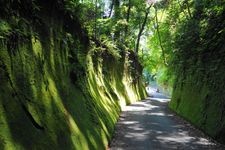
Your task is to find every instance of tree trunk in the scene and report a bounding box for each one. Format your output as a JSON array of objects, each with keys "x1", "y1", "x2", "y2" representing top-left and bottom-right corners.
[
  {"x1": 114, "y1": 0, "x2": 120, "y2": 41},
  {"x1": 135, "y1": 5, "x2": 152, "y2": 54},
  {"x1": 125, "y1": 0, "x2": 131, "y2": 37},
  {"x1": 155, "y1": 6, "x2": 167, "y2": 66},
  {"x1": 108, "y1": 0, "x2": 114, "y2": 18},
  {"x1": 94, "y1": 0, "x2": 98, "y2": 38},
  {"x1": 185, "y1": 0, "x2": 192, "y2": 18}
]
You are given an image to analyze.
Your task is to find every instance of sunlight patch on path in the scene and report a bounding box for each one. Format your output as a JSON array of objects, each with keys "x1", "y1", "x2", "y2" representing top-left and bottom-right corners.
[
  {"x1": 110, "y1": 89, "x2": 224, "y2": 150},
  {"x1": 123, "y1": 101, "x2": 158, "y2": 111}
]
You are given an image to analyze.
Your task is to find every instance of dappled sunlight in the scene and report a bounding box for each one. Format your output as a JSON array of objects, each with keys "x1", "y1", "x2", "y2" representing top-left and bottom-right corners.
[
  {"x1": 196, "y1": 138, "x2": 214, "y2": 145},
  {"x1": 123, "y1": 101, "x2": 158, "y2": 112},
  {"x1": 125, "y1": 131, "x2": 149, "y2": 139},
  {"x1": 31, "y1": 36, "x2": 42, "y2": 57},
  {"x1": 110, "y1": 90, "x2": 220, "y2": 149},
  {"x1": 155, "y1": 130, "x2": 217, "y2": 147},
  {"x1": 157, "y1": 133, "x2": 195, "y2": 144},
  {"x1": 68, "y1": 115, "x2": 89, "y2": 150},
  {"x1": 149, "y1": 112, "x2": 166, "y2": 116},
  {"x1": 120, "y1": 121, "x2": 139, "y2": 125},
  {"x1": 150, "y1": 98, "x2": 170, "y2": 102},
  {"x1": 49, "y1": 31, "x2": 56, "y2": 72},
  {"x1": 1, "y1": 0, "x2": 225, "y2": 149},
  {"x1": 84, "y1": 52, "x2": 147, "y2": 149}
]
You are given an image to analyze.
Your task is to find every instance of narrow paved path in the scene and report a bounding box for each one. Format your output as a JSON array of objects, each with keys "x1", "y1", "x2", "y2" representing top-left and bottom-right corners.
[{"x1": 109, "y1": 88, "x2": 224, "y2": 150}]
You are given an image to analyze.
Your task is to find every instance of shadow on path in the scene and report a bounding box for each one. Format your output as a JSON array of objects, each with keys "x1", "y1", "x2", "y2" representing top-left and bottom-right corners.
[{"x1": 109, "y1": 89, "x2": 224, "y2": 150}]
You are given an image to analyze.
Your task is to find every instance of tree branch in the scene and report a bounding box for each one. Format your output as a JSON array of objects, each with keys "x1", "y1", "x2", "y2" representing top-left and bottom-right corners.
[
  {"x1": 155, "y1": 6, "x2": 168, "y2": 66},
  {"x1": 135, "y1": 5, "x2": 152, "y2": 54},
  {"x1": 125, "y1": 0, "x2": 131, "y2": 37},
  {"x1": 108, "y1": 0, "x2": 114, "y2": 18}
]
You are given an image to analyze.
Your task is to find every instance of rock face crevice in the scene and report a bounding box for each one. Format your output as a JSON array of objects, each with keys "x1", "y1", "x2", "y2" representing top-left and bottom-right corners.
[{"x1": 0, "y1": 1, "x2": 146, "y2": 149}]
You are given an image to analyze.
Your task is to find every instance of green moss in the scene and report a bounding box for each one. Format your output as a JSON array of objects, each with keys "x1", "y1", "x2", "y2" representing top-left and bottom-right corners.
[
  {"x1": 0, "y1": 20, "x2": 11, "y2": 38},
  {"x1": 170, "y1": 63, "x2": 225, "y2": 144},
  {"x1": 0, "y1": 4, "x2": 146, "y2": 149}
]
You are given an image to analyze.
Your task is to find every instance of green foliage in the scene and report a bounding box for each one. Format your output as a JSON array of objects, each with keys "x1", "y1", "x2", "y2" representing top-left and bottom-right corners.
[
  {"x1": 78, "y1": 0, "x2": 153, "y2": 53},
  {"x1": 139, "y1": 3, "x2": 174, "y2": 91},
  {"x1": 0, "y1": 1, "x2": 147, "y2": 149},
  {"x1": 0, "y1": 21, "x2": 11, "y2": 38},
  {"x1": 157, "y1": 0, "x2": 225, "y2": 144}
]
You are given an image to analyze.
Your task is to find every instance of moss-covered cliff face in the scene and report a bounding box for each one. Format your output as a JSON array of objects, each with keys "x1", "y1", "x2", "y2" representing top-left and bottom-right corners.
[
  {"x1": 169, "y1": 3, "x2": 225, "y2": 144},
  {"x1": 0, "y1": 1, "x2": 146, "y2": 149}
]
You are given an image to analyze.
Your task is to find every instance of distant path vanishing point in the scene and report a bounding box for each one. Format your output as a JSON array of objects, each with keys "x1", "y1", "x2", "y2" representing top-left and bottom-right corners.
[{"x1": 109, "y1": 88, "x2": 224, "y2": 150}]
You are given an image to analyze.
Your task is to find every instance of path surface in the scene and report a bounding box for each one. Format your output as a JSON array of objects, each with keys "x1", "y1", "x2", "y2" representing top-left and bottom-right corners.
[{"x1": 109, "y1": 88, "x2": 225, "y2": 150}]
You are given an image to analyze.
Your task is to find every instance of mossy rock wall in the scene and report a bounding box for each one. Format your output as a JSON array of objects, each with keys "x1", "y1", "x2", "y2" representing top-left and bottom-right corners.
[
  {"x1": 0, "y1": 1, "x2": 146, "y2": 149},
  {"x1": 169, "y1": 9, "x2": 225, "y2": 144}
]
